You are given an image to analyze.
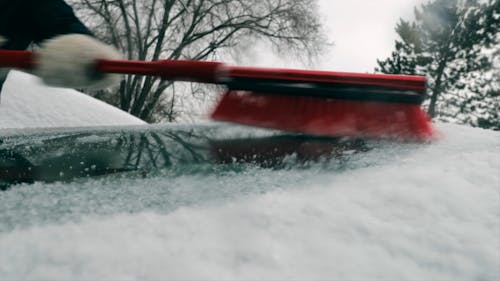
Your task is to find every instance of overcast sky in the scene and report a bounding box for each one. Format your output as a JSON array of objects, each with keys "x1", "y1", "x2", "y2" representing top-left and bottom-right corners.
[{"x1": 317, "y1": 0, "x2": 427, "y2": 72}]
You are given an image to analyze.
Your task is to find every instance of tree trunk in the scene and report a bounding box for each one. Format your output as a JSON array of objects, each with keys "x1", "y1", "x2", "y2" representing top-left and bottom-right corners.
[
  {"x1": 428, "y1": 81, "x2": 441, "y2": 118},
  {"x1": 428, "y1": 58, "x2": 448, "y2": 118}
]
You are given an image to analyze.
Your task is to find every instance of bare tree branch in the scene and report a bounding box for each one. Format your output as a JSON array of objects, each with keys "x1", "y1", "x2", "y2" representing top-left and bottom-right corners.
[{"x1": 70, "y1": 0, "x2": 326, "y2": 122}]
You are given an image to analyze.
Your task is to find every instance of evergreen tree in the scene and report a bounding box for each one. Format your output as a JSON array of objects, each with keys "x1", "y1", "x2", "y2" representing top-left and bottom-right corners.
[{"x1": 376, "y1": 0, "x2": 499, "y2": 130}]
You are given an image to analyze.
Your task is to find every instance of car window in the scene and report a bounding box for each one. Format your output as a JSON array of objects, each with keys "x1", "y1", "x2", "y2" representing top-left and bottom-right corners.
[{"x1": 0, "y1": 124, "x2": 368, "y2": 189}]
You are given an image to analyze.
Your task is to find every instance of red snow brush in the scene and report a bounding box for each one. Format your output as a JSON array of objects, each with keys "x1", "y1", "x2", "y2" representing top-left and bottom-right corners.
[{"x1": 0, "y1": 50, "x2": 434, "y2": 141}]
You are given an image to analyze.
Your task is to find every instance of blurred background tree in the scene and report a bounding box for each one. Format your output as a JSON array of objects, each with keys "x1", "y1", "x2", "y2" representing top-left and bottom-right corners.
[
  {"x1": 376, "y1": 0, "x2": 499, "y2": 130},
  {"x1": 69, "y1": 0, "x2": 326, "y2": 122}
]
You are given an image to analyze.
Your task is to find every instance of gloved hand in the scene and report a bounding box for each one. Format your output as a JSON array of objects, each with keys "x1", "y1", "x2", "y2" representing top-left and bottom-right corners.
[{"x1": 33, "y1": 34, "x2": 122, "y2": 89}]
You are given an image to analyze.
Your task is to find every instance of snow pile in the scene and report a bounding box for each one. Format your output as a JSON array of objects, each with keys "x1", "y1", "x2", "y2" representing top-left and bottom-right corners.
[
  {"x1": 0, "y1": 71, "x2": 145, "y2": 129},
  {"x1": 0, "y1": 123, "x2": 499, "y2": 280}
]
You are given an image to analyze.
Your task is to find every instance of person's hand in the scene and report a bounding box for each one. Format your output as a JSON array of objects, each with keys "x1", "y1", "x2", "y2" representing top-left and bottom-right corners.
[{"x1": 33, "y1": 34, "x2": 122, "y2": 89}]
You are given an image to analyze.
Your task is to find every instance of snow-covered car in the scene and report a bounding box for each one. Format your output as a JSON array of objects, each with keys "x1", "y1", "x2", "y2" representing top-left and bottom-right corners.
[
  {"x1": 0, "y1": 71, "x2": 499, "y2": 280},
  {"x1": 1, "y1": 121, "x2": 499, "y2": 280}
]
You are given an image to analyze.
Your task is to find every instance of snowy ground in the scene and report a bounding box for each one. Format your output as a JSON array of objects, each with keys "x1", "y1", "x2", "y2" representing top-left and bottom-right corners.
[{"x1": 0, "y1": 70, "x2": 499, "y2": 280}]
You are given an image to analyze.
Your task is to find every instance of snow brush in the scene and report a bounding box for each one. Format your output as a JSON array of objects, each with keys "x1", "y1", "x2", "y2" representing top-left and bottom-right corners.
[{"x1": 0, "y1": 49, "x2": 434, "y2": 141}]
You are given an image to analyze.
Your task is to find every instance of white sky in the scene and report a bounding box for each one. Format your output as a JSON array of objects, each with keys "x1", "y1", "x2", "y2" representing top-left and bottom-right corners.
[
  {"x1": 241, "y1": 0, "x2": 427, "y2": 72},
  {"x1": 317, "y1": 0, "x2": 427, "y2": 72}
]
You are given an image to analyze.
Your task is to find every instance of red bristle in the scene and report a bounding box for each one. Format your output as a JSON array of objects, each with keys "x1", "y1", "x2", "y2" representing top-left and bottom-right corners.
[{"x1": 211, "y1": 91, "x2": 434, "y2": 141}]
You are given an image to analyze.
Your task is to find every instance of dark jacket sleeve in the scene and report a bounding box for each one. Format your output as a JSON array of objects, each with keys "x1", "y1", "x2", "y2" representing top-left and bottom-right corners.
[
  {"x1": 28, "y1": 0, "x2": 93, "y2": 43},
  {"x1": 0, "y1": 0, "x2": 93, "y2": 50}
]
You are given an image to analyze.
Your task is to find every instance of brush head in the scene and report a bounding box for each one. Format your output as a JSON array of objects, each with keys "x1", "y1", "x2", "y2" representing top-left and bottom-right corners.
[
  {"x1": 211, "y1": 91, "x2": 434, "y2": 141},
  {"x1": 211, "y1": 67, "x2": 434, "y2": 141}
]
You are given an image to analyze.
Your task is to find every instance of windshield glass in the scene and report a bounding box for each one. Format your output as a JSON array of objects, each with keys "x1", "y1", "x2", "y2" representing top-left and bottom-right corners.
[
  {"x1": 0, "y1": 123, "x2": 431, "y2": 234},
  {"x1": 1, "y1": 124, "x2": 371, "y2": 189}
]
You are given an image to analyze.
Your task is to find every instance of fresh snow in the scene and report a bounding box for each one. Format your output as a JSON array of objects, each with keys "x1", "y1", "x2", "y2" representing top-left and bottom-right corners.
[
  {"x1": 0, "y1": 69, "x2": 499, "y2": 280},
  {"x1": 0, "y1": 70, "x2": 145, "y2": 129}
]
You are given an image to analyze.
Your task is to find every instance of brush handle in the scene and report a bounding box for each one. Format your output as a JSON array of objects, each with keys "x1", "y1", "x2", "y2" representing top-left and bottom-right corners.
[
  {"x1": 0, "y1": 50, "x2": 224, "y2": 84},
  {"x1": 0, "y1": 49, "x2": 426, "y2": 94},
  {"x1": 0, "y1": 50, "x2": 36, "y2": 69},
  {"x1": 95, "y1": 59, "x2": 223, "y2": 84}
]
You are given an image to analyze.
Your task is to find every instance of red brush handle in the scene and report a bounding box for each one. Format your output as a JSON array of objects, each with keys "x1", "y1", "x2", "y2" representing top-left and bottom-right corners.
[
  {"x1": 0, "y1": 49, "x2": 426, "y2": 92},
  {"x1": 95, "y1": 59, "x2": 223, "y2": 83},
  {"x1": 0, "y1": 49, "x2": 223, "y2": 84},
  {"x1": 0, "y1": 50, "x2": 36, "y2": 69}
]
